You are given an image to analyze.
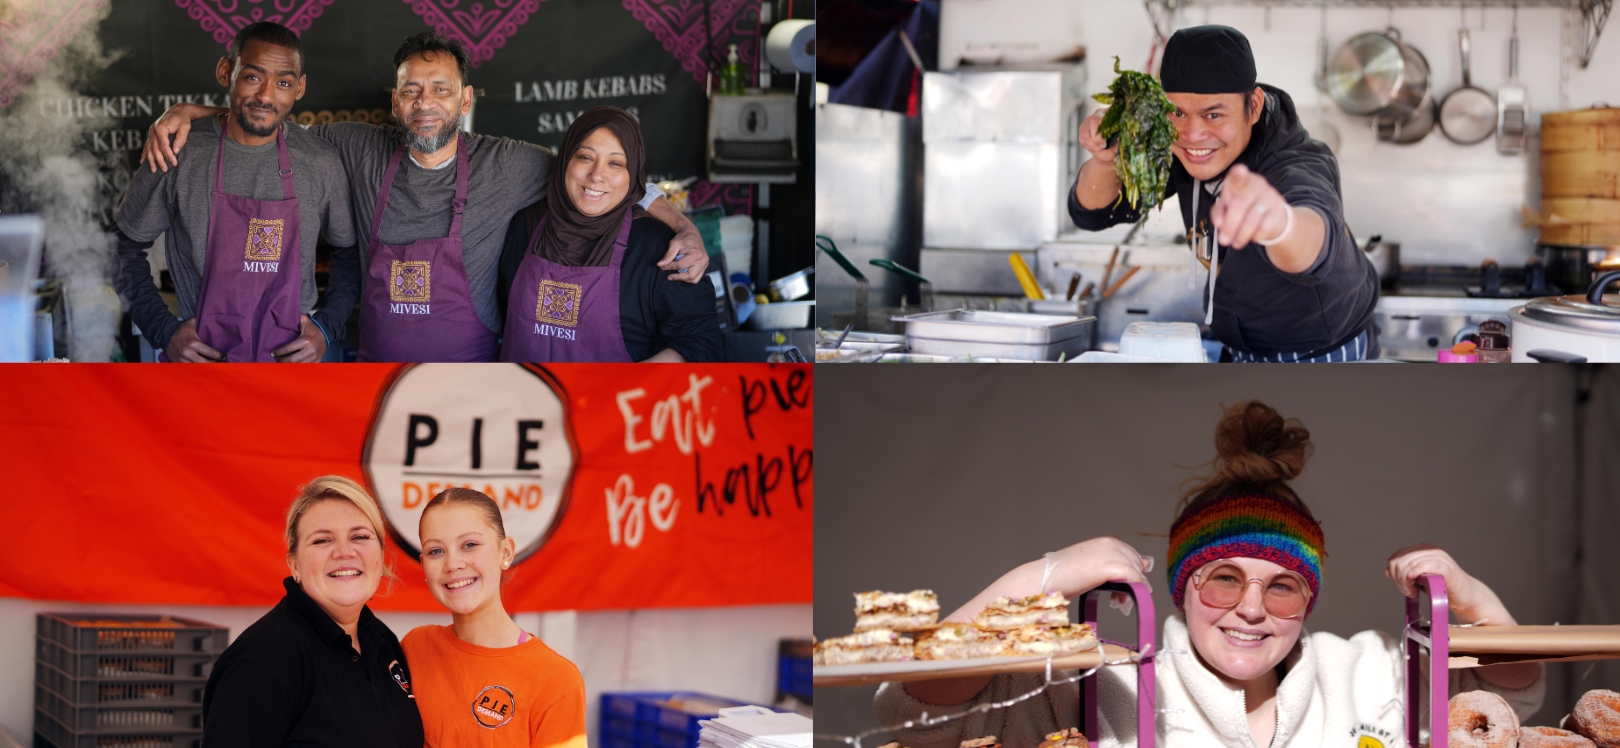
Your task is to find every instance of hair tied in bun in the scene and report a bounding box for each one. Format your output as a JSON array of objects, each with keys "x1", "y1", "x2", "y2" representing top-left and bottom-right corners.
[{"x1": 1177, "y1": 400, "x2": 1317, "y2": 523}]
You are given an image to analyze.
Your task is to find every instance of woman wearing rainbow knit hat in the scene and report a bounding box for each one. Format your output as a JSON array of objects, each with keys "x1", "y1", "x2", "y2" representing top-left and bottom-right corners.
[{"x1": 875, "y1": 401, "x2": 1543, "y2": 748}]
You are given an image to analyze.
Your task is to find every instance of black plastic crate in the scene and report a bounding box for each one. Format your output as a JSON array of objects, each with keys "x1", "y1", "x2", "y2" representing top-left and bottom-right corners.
[
  {"x1": 35, "y1": 684, "x2": 204, "y2": 732},
  {"x1": 33, "y1": 708, "x2": 202, "y2": 748},
  {"x1": 35, "y1": 661, "x2": 207, "y2": 708},
  {"x1": 36, "y1": 639, "x2": 216, "y2": 681},
  {"x1": 37, "y1": 614, "x2": 227, "y2": 654}
]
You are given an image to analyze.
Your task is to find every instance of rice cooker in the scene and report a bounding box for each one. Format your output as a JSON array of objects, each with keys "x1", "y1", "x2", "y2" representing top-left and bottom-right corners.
[{"x1": 1509, "y1": 270, "x2": 1620, "y2": 362}]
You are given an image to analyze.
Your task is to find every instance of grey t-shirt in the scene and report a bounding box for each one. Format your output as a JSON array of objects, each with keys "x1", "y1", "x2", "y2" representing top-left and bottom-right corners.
[
  {"x1": 116, "y1": 115, "x2": 355, "y2": 320},
  {"x1": 308, "y1": 122, "x2": 555, "y2": 332}
]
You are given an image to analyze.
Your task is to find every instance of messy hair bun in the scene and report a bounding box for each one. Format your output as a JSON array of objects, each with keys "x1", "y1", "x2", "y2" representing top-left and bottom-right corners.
[{"x1": 1177, "y1": 400, "x2": 1315, "y2": 517}]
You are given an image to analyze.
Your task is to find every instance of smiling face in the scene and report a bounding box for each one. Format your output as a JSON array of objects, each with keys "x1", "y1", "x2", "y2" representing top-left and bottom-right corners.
[
  {"x1": 1184, "y1": 556, "x2": 1305, "y2": 683},
  {"x1": 1166, "y1": 88, "x2": 1264, "y2": 182},
  {"x1": 287, "y1": 499, "x2": 383, "y2": 618},
  {"x1": 217, "y1": 39, "x2": 304, "y2": 139},
  {"x1": 392, "y1": 50, "x2": 470, "y2": 154},
  {"x1": 564, "y1": 126, "x2": 631, "y2": 218},
  {"x1": 420, "y1": 502, "x2": 516, "y2": 616}
]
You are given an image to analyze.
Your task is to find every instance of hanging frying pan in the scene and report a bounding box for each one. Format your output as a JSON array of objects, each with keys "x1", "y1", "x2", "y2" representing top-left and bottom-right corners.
[{"x1": 1439, "y1": 28, "x2": 1497, "y2": 145}]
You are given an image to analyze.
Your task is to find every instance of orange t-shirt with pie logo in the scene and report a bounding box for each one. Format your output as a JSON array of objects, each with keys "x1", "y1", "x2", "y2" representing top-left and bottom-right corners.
[{"x1": 402, "y1": 625, "x2": 588, "y2": 748}]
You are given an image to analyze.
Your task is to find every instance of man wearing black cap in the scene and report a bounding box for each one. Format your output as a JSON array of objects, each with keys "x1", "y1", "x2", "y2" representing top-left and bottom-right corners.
[{"x1": 1072, "y1": 25, "x2": 1380, "y2": 362}]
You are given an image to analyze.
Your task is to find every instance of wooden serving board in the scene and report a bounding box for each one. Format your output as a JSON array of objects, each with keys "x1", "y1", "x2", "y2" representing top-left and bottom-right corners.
[
  {"x1": 814, "y1": 643, "x2": 1137, "y2": 687},
  {"x1": 1447, "y1": 625, "x2": 1620, "y2": 668}
]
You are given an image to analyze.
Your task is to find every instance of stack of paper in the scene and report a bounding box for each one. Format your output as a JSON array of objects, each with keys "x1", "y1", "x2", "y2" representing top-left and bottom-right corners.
[{"x1": 699, "y1": 706, "x2": 813, "y2": 748}]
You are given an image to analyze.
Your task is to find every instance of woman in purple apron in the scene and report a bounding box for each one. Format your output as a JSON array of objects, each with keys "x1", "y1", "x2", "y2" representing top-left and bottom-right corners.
[{"x1": 498, "y1": 107, "x2": 721, "y2": 363}]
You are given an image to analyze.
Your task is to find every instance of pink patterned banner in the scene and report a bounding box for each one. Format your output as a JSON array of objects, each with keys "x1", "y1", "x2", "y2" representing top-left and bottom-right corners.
[
  {"x1": 174, "y1": 0, "x2": 336, "y2": 46},
  {"x1": 401, "y1": 0, "x2": 545, "y2": 69},
  {"x1": 0, "y1": 0, "x2": 108, "y2": 108},
  {"x1": 621, "y1": 0, "x2": 760, "y2": 88},
  {"x1": 689, "y1": 179, "x2": 751, "y2": 218}
]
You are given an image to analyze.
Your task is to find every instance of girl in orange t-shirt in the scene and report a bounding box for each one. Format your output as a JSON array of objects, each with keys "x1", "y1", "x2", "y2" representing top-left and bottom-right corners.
[{"x1": 402, "y1": 488, "x2": 588, "y2": 748}]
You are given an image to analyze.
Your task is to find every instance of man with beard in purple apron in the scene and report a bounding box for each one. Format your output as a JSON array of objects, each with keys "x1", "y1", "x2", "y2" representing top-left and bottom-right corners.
[
  {"x1": 116, "y1": 22, "x2": 357, "y2": 362},
  {"x1": 495, "y1": 107, "x2": 721, "y2": 362},
  {"x1": 141, "y1": 34, "x2": 708, "y2": 363}
]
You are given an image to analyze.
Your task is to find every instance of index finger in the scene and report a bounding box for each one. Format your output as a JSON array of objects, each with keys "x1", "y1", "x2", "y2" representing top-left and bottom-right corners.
[
  {"x1": 193, "y1": 341, "x2": 223, "y2": 361},
  {"x1": 160, "y1": 131, "x2": 180, "y2": 170},
  {"x1": 271, "y1": 338, "x2": 306, "y2": 358}
]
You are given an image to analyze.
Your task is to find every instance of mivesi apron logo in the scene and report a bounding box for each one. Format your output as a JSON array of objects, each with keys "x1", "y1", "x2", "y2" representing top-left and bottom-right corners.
[{"x1": 364, "y1": 364, "x2": 577, "y2": 562}]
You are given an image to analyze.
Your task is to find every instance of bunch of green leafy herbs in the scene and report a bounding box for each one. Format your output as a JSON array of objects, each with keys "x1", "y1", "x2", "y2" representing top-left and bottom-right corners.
[{"x1": 1092, "y1": 57, "x2": 1177, "y2": 211}]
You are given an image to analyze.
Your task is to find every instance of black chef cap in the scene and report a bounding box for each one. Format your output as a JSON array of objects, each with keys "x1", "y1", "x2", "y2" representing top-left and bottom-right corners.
[{"x1": 1160, "y1": 25, "x2": 1257, "y2": 94}]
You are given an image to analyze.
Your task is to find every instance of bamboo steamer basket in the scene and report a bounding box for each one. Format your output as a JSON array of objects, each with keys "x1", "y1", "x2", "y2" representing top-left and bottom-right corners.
[{"x1": 1541, "y1": 106, "x2": 1620, "y2": 244}]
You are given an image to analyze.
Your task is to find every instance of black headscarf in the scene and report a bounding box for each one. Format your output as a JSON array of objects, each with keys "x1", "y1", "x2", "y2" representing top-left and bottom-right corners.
[
  {"x1": 1160, "y1": 25, "x2": 1257, "y2": 95},
  {"x1": 537, "y1": 106, "x2": 648, "y2": 267}
]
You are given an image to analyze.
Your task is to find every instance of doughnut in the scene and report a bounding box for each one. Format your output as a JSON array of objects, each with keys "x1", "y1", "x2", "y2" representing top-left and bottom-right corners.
[
  {"x1": 1573, "y1": 690, "x2": 1620, "y2": 747},
  {"x1": 1521, "y1": 726, "x2": 1597, "y2": 748},
  {"x1": 1037, "y1": 728, "x2": 1086, "y2": 748},
  {"x1": 1448, "y1": 690, "x2": 1521, "y2": 748}
]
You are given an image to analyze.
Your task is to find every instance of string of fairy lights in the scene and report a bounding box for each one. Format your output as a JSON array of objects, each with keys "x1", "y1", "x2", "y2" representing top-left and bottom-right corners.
[{"x1": 812, "y1": 639, "x2": 1167, "y2": 748}]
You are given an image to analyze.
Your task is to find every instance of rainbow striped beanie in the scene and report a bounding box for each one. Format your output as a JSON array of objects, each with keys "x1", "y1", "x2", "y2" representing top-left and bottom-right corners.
[{"x1": 1167, "y1": 494, "x2": 1325, "y2": 615}]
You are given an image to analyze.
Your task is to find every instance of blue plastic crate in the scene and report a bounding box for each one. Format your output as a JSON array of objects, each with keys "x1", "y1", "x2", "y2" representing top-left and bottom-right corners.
[
  {"x1": 778, "y1": 656, "x2": 811, "y2": 698},
  {"x1": 657, "y1": 727, "x2": 695, "y2": 748},
  {"x1": 602, "y1": 728, "x2": 641, "y2": 748},
  {"x1": 599, "y1": 691, "x2": 770, "y2": 748}
]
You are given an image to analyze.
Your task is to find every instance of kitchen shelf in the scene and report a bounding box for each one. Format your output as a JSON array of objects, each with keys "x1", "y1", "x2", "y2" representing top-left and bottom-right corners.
[
  {"x1": 1403, "y1": 573, "x2": 1620, "y2": 747},
  {"x1": 1144, "y1": 0, "x2": 1613, "y2": 67},
  {"x1": 812, "y1": 644, "x2": 1139, "y2": 687},
  {"x1": 813, "y1": 581, "x2": 1158, "y2": 748}
]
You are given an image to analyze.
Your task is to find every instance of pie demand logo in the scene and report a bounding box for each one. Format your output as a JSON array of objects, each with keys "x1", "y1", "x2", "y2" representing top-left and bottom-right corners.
[
  {"x1": 536, "y1": 280, "x2": 583, "y2": 327},
  {"x1": 364, "y1": 364, "x2": 576, "y2": 563},
  {"x1": 389, "y1": 260, "x2": 432, "y2": 314},
  {"x1": 244, "y1": 218, "x2": 284, "y2": 272},
  {"x1": 472, "y1": 684, "x2": 516, "y2": 728}
]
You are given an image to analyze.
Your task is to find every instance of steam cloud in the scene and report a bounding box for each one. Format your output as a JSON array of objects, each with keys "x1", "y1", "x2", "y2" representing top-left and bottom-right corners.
[{"x1": 0, "y1": 1, "x2": 120, "y2": 361}]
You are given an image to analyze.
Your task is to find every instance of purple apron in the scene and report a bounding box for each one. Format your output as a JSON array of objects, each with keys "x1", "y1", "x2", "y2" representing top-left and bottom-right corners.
[
  {"x1": 499, "y1": 209, "x2": 634, "y2": 362},
  {"x1": 357, "y1": 132, "x2": 497, "y2": 362},
  {"x1": 183, "y1": 122, "x2": 302, "y2": 362}
]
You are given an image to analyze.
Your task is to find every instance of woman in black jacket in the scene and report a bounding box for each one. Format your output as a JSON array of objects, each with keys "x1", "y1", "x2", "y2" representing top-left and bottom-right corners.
[{"x1": 201, "y1": 476, "x2": 423, "y2": 747}]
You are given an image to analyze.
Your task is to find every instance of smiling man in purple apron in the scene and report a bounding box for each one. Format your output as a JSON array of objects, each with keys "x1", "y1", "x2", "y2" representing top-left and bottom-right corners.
[
  {"x1": 116, "y1": 22, "x2": 356, "y2": 362},
  {"x1": 142, "y1": 34, "x2": 708, "y2": 363},
  {"x1": 1071, "y1": 26, "x2": 1380, "y2": 362}
]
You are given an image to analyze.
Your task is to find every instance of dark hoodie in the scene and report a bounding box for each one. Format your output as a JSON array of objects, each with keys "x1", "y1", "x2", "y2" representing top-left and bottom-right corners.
[{"x1": 1070, "y1": 84, "x2": 1380, "y2": 359}]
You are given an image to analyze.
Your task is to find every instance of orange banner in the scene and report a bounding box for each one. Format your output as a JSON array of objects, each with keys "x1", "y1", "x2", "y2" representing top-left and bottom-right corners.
[{"x1": 0, "y1": 364, "x2": 813, "y2": 612}]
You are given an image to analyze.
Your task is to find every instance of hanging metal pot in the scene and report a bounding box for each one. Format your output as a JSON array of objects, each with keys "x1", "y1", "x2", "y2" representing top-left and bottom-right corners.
[
  {"x1": 1328, "y1": 28, "x2": 1431, "y2": 122},
  {"x1": 1377, "y1": 94, "x2": 1437, "y2": 145}
]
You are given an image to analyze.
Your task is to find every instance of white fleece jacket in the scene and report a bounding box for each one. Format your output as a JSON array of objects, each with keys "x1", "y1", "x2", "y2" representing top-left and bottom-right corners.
[{"x1": 873, "y1": 613, "x2": 1544, "y2": 748}]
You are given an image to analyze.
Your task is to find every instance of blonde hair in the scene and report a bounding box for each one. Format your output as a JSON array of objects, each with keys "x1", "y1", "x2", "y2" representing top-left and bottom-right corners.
[{"x1": 285, "y1": 475, "x2": 399, "y2": 593}]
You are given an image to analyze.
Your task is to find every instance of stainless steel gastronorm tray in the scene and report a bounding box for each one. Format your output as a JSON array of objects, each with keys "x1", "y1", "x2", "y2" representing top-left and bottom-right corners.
[
  {"x1": 891, "y1": 309, "x2": 1096, "y2": 344},
  {"x1": 815, "y1": 341, "x2": 906, "y2": 363}
]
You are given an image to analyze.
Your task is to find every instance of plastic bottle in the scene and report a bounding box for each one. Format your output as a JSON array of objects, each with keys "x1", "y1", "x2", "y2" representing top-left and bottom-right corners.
[{"x1": 720, "y1": 44, "x2": 746, "y2": 95}]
